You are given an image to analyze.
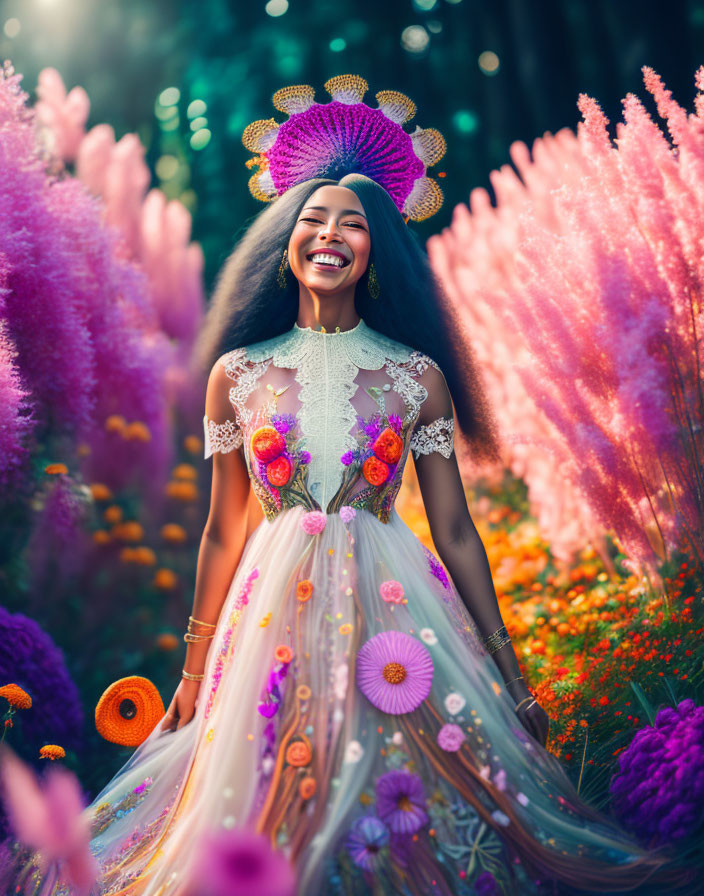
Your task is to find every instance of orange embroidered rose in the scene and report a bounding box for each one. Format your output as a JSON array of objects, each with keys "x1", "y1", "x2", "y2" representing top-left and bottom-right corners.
[
  {"x1": 362, "y1": 455, "x2": 390, "y2": 486},
  {"x1": 286, "y1": 739, "x2": 312, "y2": 767},
  {"x1": 266, "y1": 455, "x2": 292, "y2": 486},
  {"x1": 296, "y1": 580, "x2": 314, "y2": 602},
  {"x1": 251, "y1": 426, "x2": 286, "y2": 462},
  {"x1": 372, "y1": 427, "x2": 403, "y2": 464},
  {"x1": 299, "y1": 776, "x2": 317, "y2": 800},
  {"x1": 274, "y1": 644, "x2": 293, "y2": 664}
]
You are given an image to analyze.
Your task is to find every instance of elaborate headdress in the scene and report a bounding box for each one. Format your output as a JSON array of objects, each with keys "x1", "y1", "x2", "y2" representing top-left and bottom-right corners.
[{"x1": 242, "y1": 74, "x2": 447, "y2": 223}]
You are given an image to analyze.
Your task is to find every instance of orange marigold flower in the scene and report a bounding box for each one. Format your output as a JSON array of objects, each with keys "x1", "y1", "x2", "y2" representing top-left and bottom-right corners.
[
  {"x1": 172, "y1": 463, "x2": 198, "y2": 481},
  {"x1": 44, "y1": 463, "x2": 68, "y2": 475},
  {"x1": 165, "y1": 480, "x2": 198, "y2": 501},
  {"x1": 133, "y1": 546, "x2": 157, "y2": 566},
  {"x1": 299, "y1": 776, "x2": 317, "y2": 800},
  {"x1": 156, "y1": 633, "x2": 180, "y2": 651},
  {"x1": 0, "y1": 684, "x2": 32, "y2": 710},
  {"x1": 90, "y1": 483, "x2": 113, "y2": 501},
  {"x1": 119, "y1": 547, "x2": 137, "y2": 564},
  {"x1": 153, "y1": 568, "x2": 178, "y2": 590},
  {"x1": 124, "y1": 421, "x2": 151, "y2": 442},
  {"x1": 285, "y1": 739, "x2": 312, "y2": 768},
  {"x1": 362, "y1": 455, "x2": 390, "y2": 486},
  {"x1": 251, "y1": 426, "x2": 286, "y2": 462},
  {"x1": 95, "y1": 676, "x2": 165, "y2": 747},
  {"x1": 114, "y1": 521, "x2": 144, "y2": 542},
  {"x1": 39, "y1": 744, "x2": 65, "y2": 761},
  {"x1": 104, "y1": 505, "x2": 123, "y2": 524},
  {"x1": 105, "y1": 414, "x2": 127, "y2": 434},
  {"x1": 161, "y1": 523, "x2": 188, "y2": 544},
  {"x1": 296, "y1": 580, "x2": 314, "y2": 602},
  {"x1": 274, "y1": 644, "x2": 293, "y2": 664},
  {"x1": 266, "y1": 455, "x2": 292, "y2": 486},
  {"x1": 372, "y1": 427, "x2": 403, "y2": 465},
  {"x1": 184, "y1": 434, "x2": 204, "y2": 455},
  {"x1": 92, "y1": 530, "x2": 111, "y2": 546}
]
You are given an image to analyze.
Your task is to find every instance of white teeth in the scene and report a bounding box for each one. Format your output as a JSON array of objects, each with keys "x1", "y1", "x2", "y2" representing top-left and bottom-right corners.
[{"x1": 309, "y1": 253, "x2": 345, "y2": 267}]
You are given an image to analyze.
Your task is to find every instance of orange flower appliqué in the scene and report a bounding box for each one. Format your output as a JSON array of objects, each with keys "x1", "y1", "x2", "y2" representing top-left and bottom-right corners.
[
  {"x1": 296, "y1": 580, "x2": 314, "y2": 602},
  {"x1": 95, "y1": 676, "x2": 165, "y2": 747},
  {"x1": 266, "y1": 455, "x2": 292, "y2": 486},
  {"x1": 274, "y1": 644, "x2": 293, "y2": 664},
  {"x1": 0, "y1": 684, "x2": 32, "y2": 710},
  {"x1": 251, "y1": 426, "x2": 286, "y2": 462},
  {"x1": 372, "y1": 427, "x2": 403, "y2": 464},
  {"x1": 299, "y1": 776, "x2": 317, "y2": 799},
  {"x1": 286, "y1": 739, "x2": 312, "y2": 767},
  {"x1": 362, "y1": 455, "x2": 390, "y2": 486}
]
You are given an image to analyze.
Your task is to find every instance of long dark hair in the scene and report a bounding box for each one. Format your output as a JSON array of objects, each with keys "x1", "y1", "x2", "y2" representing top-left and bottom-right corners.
[{"x1": 193, "y1": 173, "x2": 501, "y2": 464}]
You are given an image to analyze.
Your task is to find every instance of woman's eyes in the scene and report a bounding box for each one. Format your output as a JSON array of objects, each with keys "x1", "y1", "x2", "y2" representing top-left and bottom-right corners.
[{"x1": 300, "y1": 217, "x2": 364, "y2": 228}]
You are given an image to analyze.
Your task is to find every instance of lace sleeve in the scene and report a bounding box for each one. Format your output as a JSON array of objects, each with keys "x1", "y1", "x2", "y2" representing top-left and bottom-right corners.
[
  {"x1": 203, "y1": 353, "x2": 243, "y2": 460},
  {"x1": 410, "y1": 416, "x2": 455, "y2": 460}
]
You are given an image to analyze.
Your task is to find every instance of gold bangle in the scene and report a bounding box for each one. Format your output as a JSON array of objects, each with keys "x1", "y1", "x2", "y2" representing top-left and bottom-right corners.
[
  {"x1": 483, "y1": 625, "x2": 512, "y2": 655},
  {"x1": 505, "y1": 675, "x2": 524, "y2": 686},
  {"x1": 181, "y1": 669, "x2": 204, "y2": 681},
  {"x1": 189, "y1": 615, "x2": 216, "y2": 629},
  {"x1": 184, "y1": 632, "x2": 214, "y2": 643},
  {"x1": 514, "y1": 695, "x2": 534, "y2": 713}
]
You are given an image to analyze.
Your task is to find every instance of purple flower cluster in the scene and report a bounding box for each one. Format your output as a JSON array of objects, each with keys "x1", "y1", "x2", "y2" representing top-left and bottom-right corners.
[
  {"x1": 271, "y1": 413, "x2": 296, "y2": 434},
  {"x1": 423, "y1": 546, "x2": 450, "y2": 589},
  {"x1": 0, "y1": 607, "x2": 84, "y2": 753},
  {"x1": 609, "y1": 698, "x2": 704, "y2": 845}
]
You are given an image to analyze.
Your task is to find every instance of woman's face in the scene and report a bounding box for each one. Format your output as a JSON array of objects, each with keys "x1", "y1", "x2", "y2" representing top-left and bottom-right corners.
[{"x1": 287, "y1": 185, "x2": 371, "y2": 295}]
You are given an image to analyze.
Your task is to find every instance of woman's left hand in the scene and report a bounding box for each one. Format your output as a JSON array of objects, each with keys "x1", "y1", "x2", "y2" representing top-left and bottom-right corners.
[{"x1": 507, "y1": 682, "x2": 551, "y2": 747}]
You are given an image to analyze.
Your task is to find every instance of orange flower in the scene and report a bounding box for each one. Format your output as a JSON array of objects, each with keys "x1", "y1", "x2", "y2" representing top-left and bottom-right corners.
[
  {"x1": 39, "y1": 744, "x2": 65, "y2": 761},
  {"x1": 124, "y1": 421, "x2": 151, "y2": 442},
  {"x1": 372, "y1": 427, "x2": 403, "y2": 464},
  {"x1": 251, "y1": 426, "x2": 286, "y2": 462},
  {"x1": 166, "y1": 480, "x2": 198, "y2": 501},
  {"x1": 133, "y1": 546, "x2": 157, "y2": 566},
  {"x1": 362, "y1": 455, "x2": 390, "y2": 486},
  {"x1": 285, "y1": 739, "x2": 312, "y2": 768},
  {"x1": 104, "y1": 414, "x2": 127, "y2": 434},
  {"x1": 339, "y1": 623, "x2": 353, "y2": 635},
  {"x1": 275, "y1": 644, "x2": 293, "y2": 664},
  {"x1": 156, "y1": 633, "x2": 180, "y2": 651},
  {"x1": 89, "y1": 483, "x2": 113, "y2": 502},
  {"x1": 0, "y1": 684, "x2": 32, "y2": 710},
  {"x1": 113, "y1": 521, "x2": 144, "y2": 542},
  {"x1": 104, "y1": 505, "x2": 123, "y2": 524},
  {"x1": 92, "y1": 530, "x2": 111, "y2": 546},
  {"x1": 172, "y1": 463, "x2": 198, "y2": 481},
  {"x1": 296, "y1": 684, "x2": 312, "y2": 701},
  {"x1": 153, "y1": 568, "x2": 178, "y2": 590},
  {"x1": 296, "y1": 580, "x2": 314, "y2": 602},
  {"x1": 266, "y1": 455, "x2": 292, "y2": 486},
  {"x1": 299, "y1": 776, "x2": 317, "y2": 800},
  {"x1": 184, "y1": 434, "x2": 204, "y2": 455},
  {"x1": 95, "y1": 676, "x2": 164, "y2": 747},
  {"x1": 44, "y1": 463, "x2": 68, "y2": 475},
  {"x1": 161, "y1": 523, "x2": 188, "y2": 544}
]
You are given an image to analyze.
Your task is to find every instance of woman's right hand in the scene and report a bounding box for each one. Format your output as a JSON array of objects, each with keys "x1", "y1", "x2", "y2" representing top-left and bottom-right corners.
[{"x1": 160, "y1": 678, "x2": 202, "y2": 732}]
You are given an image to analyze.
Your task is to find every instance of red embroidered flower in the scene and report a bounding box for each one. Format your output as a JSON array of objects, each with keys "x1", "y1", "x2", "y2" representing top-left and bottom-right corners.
[
  {"x1": 251, "y1": 426, "x2": 286, "y2": 462},
  {"x1": 372, "y1": 427, "x2": 403, "y2": 465},
  {"x1": 363, "y1": 455, "x2": 390, "y2": 486},
  {"x1": 266, "y1": 455, "x2": 292, "y2": 486}
]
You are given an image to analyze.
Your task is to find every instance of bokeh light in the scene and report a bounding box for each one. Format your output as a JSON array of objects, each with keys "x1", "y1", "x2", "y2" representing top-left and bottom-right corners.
[
  {"x1": 265, "y1": 0, "x2": 288, "y2": 16},
  {"x1": 189, "y1": 116, "x2": 208, "y2": 131},
  {"x1": 329, "y1": 38, "x2": 346, "y2": 52},
  {"x1": 452, "y1": 109, "x2": 479, "y2": 134},
  {"x1": 3, "y1": 18, "x2": 20, "y2": 39},
  {"x1": 190, "y1": 128, "x2": 211, "y2": 150},
  {"x1": 186, "y1": 99, "x2": 207, "y2": 118},
  {"x1": 478, "y1": 50, "x2": 500, "y2": 75},
  {"x1": 155, "y1": 155, "x2": 179, "y2": 180},
  {"x1": 158, "y1": 87, "x2": 180, "y2": 107},
  {"x1": 401, "y1": 24, "x2": 430, "y2": 55},
  {"x1": 412, "y1": 0, "x2": 438, "y2": 11}
]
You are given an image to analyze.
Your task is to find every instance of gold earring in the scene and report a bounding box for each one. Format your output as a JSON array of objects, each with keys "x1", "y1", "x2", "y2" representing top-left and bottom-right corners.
[
  {"x1": 367, "y1": 262, "x2": 380, "y2": 300},
  {"x1": 277, "y1": 248, "x2": 290, "y2": 289}
]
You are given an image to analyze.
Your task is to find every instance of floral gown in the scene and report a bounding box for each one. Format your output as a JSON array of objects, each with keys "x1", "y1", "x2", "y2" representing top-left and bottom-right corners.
[{"x1": 13, "y1": 319, "x2": 685, "y2": 896}]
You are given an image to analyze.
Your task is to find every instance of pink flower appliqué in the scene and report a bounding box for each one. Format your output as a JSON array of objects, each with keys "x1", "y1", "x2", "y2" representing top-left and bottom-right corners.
[
  {"x1": 379, "y1": 580, "x2": 404, "y2": 604},
  {"x1": 300, "y1": 510, "x2": 327, "y2": 535},
  {"x1": 339, "y1": 505, "x2": 356, "y2": 524},
  {"x1": 437, "y1": 723, "x2": 466, "y2": 752}
]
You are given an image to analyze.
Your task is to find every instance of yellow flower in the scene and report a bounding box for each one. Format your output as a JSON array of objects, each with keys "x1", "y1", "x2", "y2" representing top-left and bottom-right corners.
[
  {"x1": 39, "y1": 744, "x2": 65, "y2": 760},
  {"x1": 0, "y1": 684, "x2": 32, "y2": 710}
]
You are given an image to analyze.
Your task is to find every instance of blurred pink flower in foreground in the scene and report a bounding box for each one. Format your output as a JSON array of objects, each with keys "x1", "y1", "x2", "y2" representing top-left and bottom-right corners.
[
  {"x1": 184, "y1": 827, "x2": 296, "y2": 896},
  {"x1": 0, "y1": 745, "x2": 97, "y2": 895}
]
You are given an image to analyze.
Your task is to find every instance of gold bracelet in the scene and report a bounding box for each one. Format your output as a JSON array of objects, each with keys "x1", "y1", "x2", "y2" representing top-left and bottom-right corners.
[
  {"x1": 181, "y1": 669, "x2": 204, "y2": 681},
  {"x1": 189, "y1": 615, "x2": 216, "y2": 629},
  {"x1": 184, "y1": 632, "x2": 215, "y2": 643},
  {"x1": 505, "y1": 675, "x2": 524, "y2": 686},
  {"x1": 483, "y1": 625, "x2": 512, "y2": 655},
  {"x1": 514, "y1": 695, "x2": 534, "y2": 713}
]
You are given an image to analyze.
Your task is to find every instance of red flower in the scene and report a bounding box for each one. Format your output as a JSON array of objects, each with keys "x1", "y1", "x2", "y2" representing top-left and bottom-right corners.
[
  {"x1": 251, "y1": 426, "x2": 286, "y2": 462},
  {"x1": 372, "y1": 427, "x2": 403, "y2": 464},
  {"x1": 266, "y1": 455, "x2": 292, "y2": 486},
  {"x1": 362, "y1": 455, "x2": 390, "y2": 486}
]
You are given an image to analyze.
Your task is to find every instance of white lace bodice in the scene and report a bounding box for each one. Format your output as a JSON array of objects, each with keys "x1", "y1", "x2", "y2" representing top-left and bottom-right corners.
[{"x1": 203, "y1": 318, "x2": 455, "y2": 521}]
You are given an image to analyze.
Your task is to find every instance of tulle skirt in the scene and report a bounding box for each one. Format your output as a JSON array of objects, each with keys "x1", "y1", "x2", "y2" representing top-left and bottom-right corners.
[{"x1": 12, "y1": 506, "x2": 692, "y2": 895}]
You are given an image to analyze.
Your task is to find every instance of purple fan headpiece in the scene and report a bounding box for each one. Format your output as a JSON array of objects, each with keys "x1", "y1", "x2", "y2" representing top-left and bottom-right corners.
[{"x1": 242, "y1": 74, "x2": 446, "y2": 222}]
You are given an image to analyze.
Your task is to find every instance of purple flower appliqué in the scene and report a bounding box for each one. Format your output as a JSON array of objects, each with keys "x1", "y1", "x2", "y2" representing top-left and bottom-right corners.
[
  {"x1": 344, "y1": 815, "x2": 389, "y2": 871},
  {"x1": 271, "y1": 413, "x2": 295, "y2": 434},
  {"x1": 375, "y1": 770, "x2": 428, "y2": 834},
  {"x1": 340, "y1": 450, "x2": 355, "y2": 466},
  {"x1": 356, "y1": 630, "x2": 433, "y2": 715},
  {"x1": 437, "y1": 723, "x2": 466, "y2": 752},
  {"x1": 388, "y1": 413, "x2": 403, "y2": 433},
  {"x1": 423, "y1": 546, "x2": 450, "y2": 589},
  {"x1": 474, "y1": 871, "x2": 500, "y2": 895},
  {"x1": 299, "y1": 449, "x2": 311, "y2": 464},
  {"x1": 609, "y1": 698, "x2": 704, "y2": 845}
]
